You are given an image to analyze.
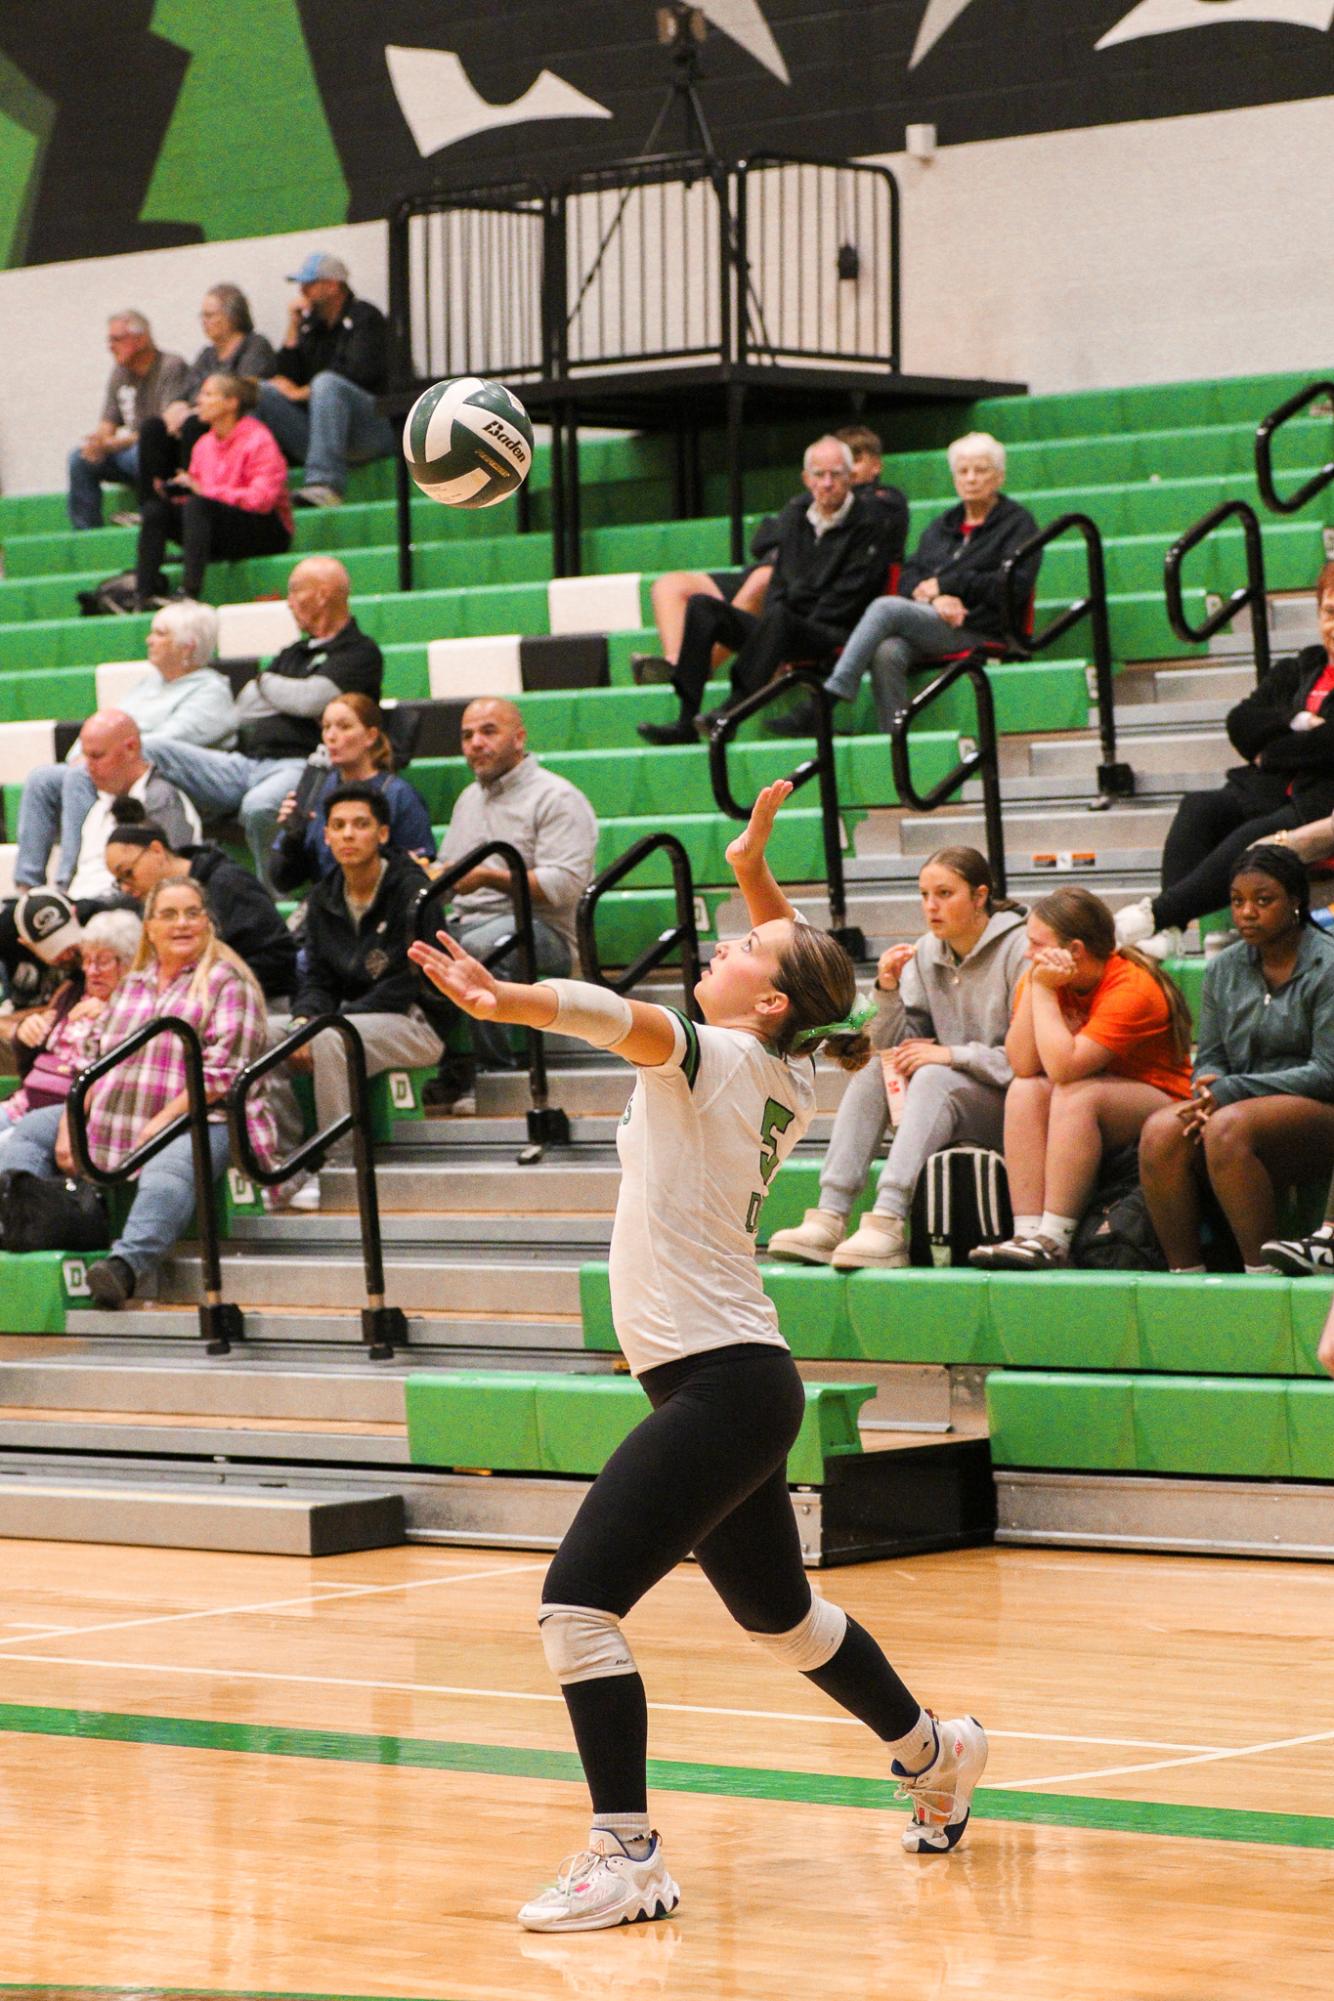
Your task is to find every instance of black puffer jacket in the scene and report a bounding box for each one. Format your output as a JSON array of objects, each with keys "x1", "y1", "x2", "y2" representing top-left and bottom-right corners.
[
  {"x1": 1226, "y1": 646, "x2": 1334, "y2": 810},
  {"x1": 898, "y1": 493, "x2": 1041, "y2": 641},
  {"x1": 293, "y1": 851, "x2": 449, "y2": 1037}
]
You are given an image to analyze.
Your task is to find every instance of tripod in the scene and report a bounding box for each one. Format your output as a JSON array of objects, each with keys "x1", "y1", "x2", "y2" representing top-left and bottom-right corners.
[{"x1": 640, "y1": 27, "x2": 718, "y2": 159}]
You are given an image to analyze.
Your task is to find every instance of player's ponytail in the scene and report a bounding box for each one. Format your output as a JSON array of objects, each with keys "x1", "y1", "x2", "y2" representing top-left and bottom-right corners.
[{"x1": 771, "y1": 923, "x2": 873, "y2": 1072}]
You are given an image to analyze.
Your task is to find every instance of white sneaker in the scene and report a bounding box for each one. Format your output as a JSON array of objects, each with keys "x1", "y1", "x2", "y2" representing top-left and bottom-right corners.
[
  {"x1": 518, "y1": 1832, "x2": 680, "y2": 1932},
  {"x1": 831, "y1": 1212, "x2": 909, "y2": 1270},
  {"x1": 765, "y1": 1207, "x2": 847, "y2": 1265},
  {"x1": 893, "y1": 1714, "x2": 988, "y2": 1854},
  {"x1": 1113, "y1": 897, "x2": 1157, "y2": 947},
  {"x1": 1203, "y1": 928, "x2": 1239, "y2": 959},
  {"x1": 1139, "y1": 925, "x2": 1183, "y2": 962},
  {"x1": 285, "y1": 1175, "x2": 321, "y2": 1212}
]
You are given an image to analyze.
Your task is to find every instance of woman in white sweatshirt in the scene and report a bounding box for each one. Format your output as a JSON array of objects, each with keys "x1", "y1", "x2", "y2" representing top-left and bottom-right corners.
[{"x1": 768, "y1": 847, "x2": 1027, "y2": 1269}]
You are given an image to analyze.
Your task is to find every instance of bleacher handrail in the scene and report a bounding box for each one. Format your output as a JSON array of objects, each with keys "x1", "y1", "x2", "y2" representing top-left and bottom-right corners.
[
  {"x1": 1255, "y1": 378, "x2": 1334, "y2": 516},
  {"x1": 416, "y1": 838, "x2": 571, "y2": 1153},
  {"x1": 227, "y1": 1013, "x2": 405, "y2": 1360},
  {"x1": 1001, "y1": 510, "x2": 1134, "y2": 801},
  {"x1": 706, "y1": 671, "x2": 865, "y2": 959},
  {"x1": 69, "y1": 1016, "x2": 243, "y2": 1355},
  {"x1": 889, "y1": 651, "x2": 1007, "y2": 897},
  {"x1": 576, "y1": 832, "x2": 703, "y2": 1019},
  {"x1": 1164, "y1": 497, "x2": 1271, "y2": 684}
]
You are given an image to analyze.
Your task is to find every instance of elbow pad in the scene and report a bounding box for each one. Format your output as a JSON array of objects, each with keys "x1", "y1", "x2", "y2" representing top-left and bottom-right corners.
[{"x1": 541, "y1": 978, "x2": 635, "y2": 1048}]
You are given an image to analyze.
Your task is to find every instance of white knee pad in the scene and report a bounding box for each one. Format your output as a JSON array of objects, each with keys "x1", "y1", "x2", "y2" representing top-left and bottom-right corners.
[
  {"x1": 751, "y1": 1595, "x2": 847, "y2": 1673},
  {"x1": 540, "y1": 979, "x2": 635, "y2": 1050},
  {"x1": 539, "y1": 1603, "x2": 639, "y2": 1685}
]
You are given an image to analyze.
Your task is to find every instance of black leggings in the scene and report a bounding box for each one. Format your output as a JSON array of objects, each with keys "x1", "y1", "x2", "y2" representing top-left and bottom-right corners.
[
  {"x1": 543, "y1": 1343, "x2": 920, "y2": 1814},
  {"x1": 1154, "y1": 775, "x2": 1306, "y2": 931},
  {"x1": 136, "y1": 491, "x2": 292, "y2": 597}
]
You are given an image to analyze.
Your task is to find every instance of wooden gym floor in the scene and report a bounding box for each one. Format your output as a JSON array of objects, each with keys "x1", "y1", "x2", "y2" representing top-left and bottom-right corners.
[{"x1": 1, "y1": 1536, "x2": 1332, "y2": 2000}]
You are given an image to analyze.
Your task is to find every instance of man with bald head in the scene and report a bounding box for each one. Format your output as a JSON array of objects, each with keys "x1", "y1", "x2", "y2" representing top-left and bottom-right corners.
[
  {"x1": 143, "y1": 555, "x2": 384, "y2": 874},
  {"x1": 430, "y1": 697, "x2": 598, "y2": 1109},
  {"x1": 14, "y1": 709, "x2": 201, "y2": 902}
]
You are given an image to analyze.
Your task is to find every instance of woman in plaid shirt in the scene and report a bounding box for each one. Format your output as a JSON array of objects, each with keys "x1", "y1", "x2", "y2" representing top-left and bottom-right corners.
[{"x1": 2, "y1": 875, "x2": 277, "y2": 1309}]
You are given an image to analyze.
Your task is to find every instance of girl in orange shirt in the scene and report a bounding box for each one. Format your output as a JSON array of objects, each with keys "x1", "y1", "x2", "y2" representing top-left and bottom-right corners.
[{"x1": 972, "y1": 886, "x2": 1192, "y2": 1271}]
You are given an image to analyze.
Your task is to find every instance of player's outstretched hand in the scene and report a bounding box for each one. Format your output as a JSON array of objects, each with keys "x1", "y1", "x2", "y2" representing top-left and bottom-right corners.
[
  {"x1": 725, "y1": 779, "x2": 793, "y2": 874},
  {"x1": 407, "y1": 931, "x2": 501, "y2": 1017}
]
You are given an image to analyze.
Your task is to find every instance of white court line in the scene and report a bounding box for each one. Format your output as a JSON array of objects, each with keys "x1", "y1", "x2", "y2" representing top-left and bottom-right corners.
[
  {"x1": 2, "y1": 1623, "x2": 76, "y2": 1635},
  {"x1": 0, "y1": 1651, "x2": 1227, "y2": 1755},
  {"x1": 0, "y1": 1558, "x2": 546, "y2": 1653},
  {"x1": 991, "y1": 1724, "x2": 1334, "y2": 1791}
]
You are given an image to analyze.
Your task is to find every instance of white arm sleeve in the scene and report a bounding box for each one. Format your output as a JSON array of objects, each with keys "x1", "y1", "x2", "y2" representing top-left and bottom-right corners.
[{"x1": 541, "y1": 978, "x2": 635, "y2": 1048}]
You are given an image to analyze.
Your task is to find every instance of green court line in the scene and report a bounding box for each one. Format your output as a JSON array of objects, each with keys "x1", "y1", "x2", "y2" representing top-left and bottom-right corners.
[{"x1": 1, "y1": 1700, "x2": 1329, "y2": 1855}]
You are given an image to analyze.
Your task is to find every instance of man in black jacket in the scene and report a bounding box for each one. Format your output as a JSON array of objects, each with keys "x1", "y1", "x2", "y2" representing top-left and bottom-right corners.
[
  {"x1": 102, "y1": 813, "x2": 297, "y2": 1002},
  {"x1": 769, "y1": 432, "x2": 1039, "y2": 736},
  {"x1": 283, "y1": 784, "x2": 444, "y2": 1188},
  {"x1": 637, "y1": 435, "x2": 900, "y2": 745},
  {"x1": 1117, "y1": 565, "x2": 1334, "y2": 958},
  {"x1": 253, "y1": 251, "x2": 394, "y2": 509}
]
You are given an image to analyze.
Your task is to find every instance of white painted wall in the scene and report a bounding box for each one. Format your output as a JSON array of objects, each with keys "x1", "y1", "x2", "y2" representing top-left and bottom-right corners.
[{"x1": 0, "y1": 94, "x2": 1330, "y2": 498}]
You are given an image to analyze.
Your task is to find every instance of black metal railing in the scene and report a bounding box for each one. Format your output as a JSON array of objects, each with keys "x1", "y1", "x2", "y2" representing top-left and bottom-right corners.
[
  {"x1": 576, "y1": 833, "x2": 703, "y2": 1019},
  {"x1": 706, "y1": 673, "x2": 865, "y2": 958},
  {"x1": 1255, "y1": 378, "x2": 1334, "y2": 516},
  {"x1": 1002, "y1": 512, "x2": 1134, "y2": 802},
  {"x1": 735, "y1": 154, "x2": 899, "y2": 372},
  {"x1": 890, "y1": 652, "x2": 1007, "y2": 896},
  {"x1": 1165, "y1": 498, "x2": 1271, "y2": 684},
  {"x1": 417, "y1": 840, "x2": 571, "y2": 1156},
  {"x1": 69, "y1": 1017, "x2": 243, "y2": 1354},
  {"x1": 228, "y1": 1015, "x2": 405, "y2": 1360}
]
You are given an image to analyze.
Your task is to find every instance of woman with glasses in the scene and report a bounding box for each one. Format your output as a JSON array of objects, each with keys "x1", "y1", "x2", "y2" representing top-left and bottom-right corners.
[
  {"x1": 0, "y1": 911, "x2": 142, "y2": 1133},
  {"x1": 0, "y1": 877, "x2": 276, "y2": 1310}
]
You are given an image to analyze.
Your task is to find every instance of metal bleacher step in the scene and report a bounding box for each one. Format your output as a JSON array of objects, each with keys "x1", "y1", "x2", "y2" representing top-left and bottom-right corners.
[
  {"x1": 229, "y1": 1210, "x2": 616, "y2": 1250},
  {"x1": 60, "y1": 1306, "x2": 588, "y2": 1352},
  {"x1": 897, "y1": 800, "x2": 1177, "y2": 854},
  {"x1": 0, "y1": 1469, "x2": 405, "y2": 1555},
  {"x1": 1030, "y1": 729, "x2": 1228, "y2": 778},
  {"x1": 154, "y1": 1249, "x2": 588, "y2": 1314}
]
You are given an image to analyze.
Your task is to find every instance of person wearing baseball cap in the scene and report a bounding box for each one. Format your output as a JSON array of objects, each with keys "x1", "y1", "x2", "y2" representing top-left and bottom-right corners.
[
  {"x1": 253, "y1": 249, "x2": 393, "y2": 509},
  {"x1": 15, "y1": 889, "x2": 83, "y2": 967},
  {"x1": 0, "y1": 890, "x2": 86, "y2": 1077}
]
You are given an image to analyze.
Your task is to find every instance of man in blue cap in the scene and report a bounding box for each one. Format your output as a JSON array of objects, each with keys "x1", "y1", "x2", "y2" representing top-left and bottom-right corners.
[{"x1": 254, "y1": 251, "x2": 394, "y2": 509}]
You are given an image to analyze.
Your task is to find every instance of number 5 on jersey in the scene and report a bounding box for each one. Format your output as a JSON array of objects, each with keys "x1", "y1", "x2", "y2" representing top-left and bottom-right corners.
[{"x1": 745, "y1": 1097, "x2": 795, "y2": 1235}]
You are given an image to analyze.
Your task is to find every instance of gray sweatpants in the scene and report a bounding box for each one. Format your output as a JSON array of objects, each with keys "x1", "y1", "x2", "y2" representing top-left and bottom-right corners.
[{"x1": 819, "y1": 1059, "x2": 1007, "y2": 1221}]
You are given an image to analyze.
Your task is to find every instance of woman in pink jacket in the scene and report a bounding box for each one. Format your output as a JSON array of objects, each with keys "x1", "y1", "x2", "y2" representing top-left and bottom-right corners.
[{"x1": 135, "y1": 371, "x2": 293, "y2": 605}]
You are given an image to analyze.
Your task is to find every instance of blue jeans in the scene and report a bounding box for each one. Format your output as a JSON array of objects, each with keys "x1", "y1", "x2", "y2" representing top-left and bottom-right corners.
[
  {"x1": 0, "y1": 1102, "x2": 231, "y2": 1284},
  {"x1": 454, "y1": 913, "x2": 571, "y2": 1068},
  {"x1": 255, "y1": 374, "x2": 395, "y2": 494},
  {"x1": 15, "y1": 763, "x2": 99, "y2": 889},
  {"x1": 67, "y1": 442, "x2": 140, "y2": 530},
  {"x1": 823, "y1": 596, "x2": 984, "y2": 726},
  {"x1": 141, "y1": 738, "x2": 304, "y2": 877}
]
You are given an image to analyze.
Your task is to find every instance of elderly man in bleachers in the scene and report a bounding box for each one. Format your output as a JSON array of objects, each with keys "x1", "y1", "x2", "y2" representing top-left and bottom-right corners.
[
  {"x1": 14, "y1": 599, "x2": 230, "y2": 895},
  {"x1": 141, "y1": 555, "x2": 384, "y2": 875},
  {"x1": 428, "y1": 696, "x2": 598, "y2": 1112},
  {"x1": 67, "y1": 311, "x2": 190, "y2": 530}
]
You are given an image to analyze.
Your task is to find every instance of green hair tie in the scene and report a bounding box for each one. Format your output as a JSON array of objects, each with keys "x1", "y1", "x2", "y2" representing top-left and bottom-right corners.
[{"x1": 795, "y1": 997, "x2": 877, "y2": 1048}]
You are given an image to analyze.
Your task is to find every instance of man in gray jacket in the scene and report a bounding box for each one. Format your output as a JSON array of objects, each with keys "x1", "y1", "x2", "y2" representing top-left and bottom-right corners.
[
  {"x1": 769, "y1": 876, "x2": 1027, "y2": 1269},
  {"x1": 68, "y1": 311, "x2": 190, "y2": 529}
]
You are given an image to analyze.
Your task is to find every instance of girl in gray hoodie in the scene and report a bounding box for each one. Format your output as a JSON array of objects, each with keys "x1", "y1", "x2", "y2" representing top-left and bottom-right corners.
[{"x1": 768, "y1": 847, "x2": 1027, "y2": 1268}]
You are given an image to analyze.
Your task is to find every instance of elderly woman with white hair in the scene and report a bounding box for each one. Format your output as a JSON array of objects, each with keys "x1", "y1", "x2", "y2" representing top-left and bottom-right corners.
[
  {"x1": 11, "y1": 598, "x2": 234, "y2": 898},
  {"x1": 0, "y1": 909, "x2": 142, "y2": 1135},
  {"x1": 768, "y1": 432, "x2": 1040, "y2": 737}
]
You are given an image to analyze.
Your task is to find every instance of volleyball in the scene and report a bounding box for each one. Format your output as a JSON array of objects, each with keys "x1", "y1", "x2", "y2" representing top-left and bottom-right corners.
[{"x1": 402, "y1": 375, "x2": 534, "y2": 508}]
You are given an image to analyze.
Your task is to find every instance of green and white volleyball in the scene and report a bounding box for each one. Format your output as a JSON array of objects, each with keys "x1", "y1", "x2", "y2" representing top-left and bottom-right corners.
[{"x1": 402, "y1": 376, "x2": 535, "y2": 508}]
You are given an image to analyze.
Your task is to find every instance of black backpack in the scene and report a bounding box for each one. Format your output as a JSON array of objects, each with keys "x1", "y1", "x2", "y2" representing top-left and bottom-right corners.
[
  {"x1": 909, "y1": 1146, "x2": 1012, "y2": 1267},
  {"x1": 1071, "y1": 1142, "x2": 1167, "y2": 1271}
]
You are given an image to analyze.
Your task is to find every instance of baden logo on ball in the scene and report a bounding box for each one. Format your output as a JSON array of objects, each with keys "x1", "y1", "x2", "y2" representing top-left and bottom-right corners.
[{"x1": 403, "y1": 375, "x2": 535, "y2": 509}]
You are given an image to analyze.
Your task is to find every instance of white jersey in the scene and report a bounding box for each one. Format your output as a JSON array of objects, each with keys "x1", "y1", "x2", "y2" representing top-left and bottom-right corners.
[{"x1": 608, "y1": 1009, "x2": 817, "y2": 1376}]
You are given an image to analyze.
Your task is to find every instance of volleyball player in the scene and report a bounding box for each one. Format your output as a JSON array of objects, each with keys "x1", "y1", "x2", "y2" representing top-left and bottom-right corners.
[{"x1": 409, "y1": 781, "x2": 987, "y2": 1933}]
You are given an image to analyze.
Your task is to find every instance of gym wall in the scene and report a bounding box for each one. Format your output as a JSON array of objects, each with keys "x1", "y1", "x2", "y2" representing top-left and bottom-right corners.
[{"x1": 1, "y1": 2, "x2": 1331, "y2": 494}]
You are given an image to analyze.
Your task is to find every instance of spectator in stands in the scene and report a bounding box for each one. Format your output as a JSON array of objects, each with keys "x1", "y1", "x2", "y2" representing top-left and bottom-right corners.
[
  {"x1": 136, "y1": 284, "x2": 276, "y2": 504},
  {"x1": 14, "y1": 601, "x2": 231, "y2": 896},
  {"x1": 1116, "y1": 562, "x2": 1334, "y2": 959},
  {"x1": 67, "y1": 311, "x2": 190, "y2": 530},
  {"x1": 768, "y1": 432, "x2": 1039, "y2": 737},
  {"x1": 970, "y1": 886, "x2": 1192, "y2": 1271},
  {"x1": 14, "y1": 711, "x2": 200, "y2": 908},
  {"x1": 0, "y1": 910, "x2": 141, "y2": 1133},
  {"x1": 634, "y1": 426, "x2": 909, "y2": 691},
  {"x1": 1137, "y1": 846, "x2": 1334, "y2": 1275},
  {"x1": 430, "y1": 697, "x2": 598, "y2": 1111},
  {"x1": 134, "y1": 374, "x2": 293, "y2": 606},
  {"x1": 768, "y1": 848, "x2": 1026, "y2": 1271},
  {"x1": 270, "y1": 693, "x2": 433, "y2": 893},
  {"x1": 638, "y1": 436, "x2": 900, "y2": 745},
  {"x1": 104, "y1": 807, "x2": 297, "y2": 1003},
  {"x1": 0, "y1": 891, "x2": 86, "y2": 1072},
  {"x1": 253, "y1": 252, "x2": 393, "y2": 509},
  {"x1": 281, "y1": 785, "x2": 445, "y2": 1192},
  {"x1": 142, "y1": 556, "x2": 383, "y2": 874},
  {"x1": 2, "y1": 875, "x2": 276, "y2": 1309}
]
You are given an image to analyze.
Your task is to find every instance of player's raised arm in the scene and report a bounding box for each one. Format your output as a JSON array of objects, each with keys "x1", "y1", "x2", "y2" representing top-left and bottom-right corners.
[
  {"x1": 724, "y1": 779, "x2": 798, "y2": 926},
  {"x1": 407, "y1": 934, "x2": 679, "y2": 1067}
]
